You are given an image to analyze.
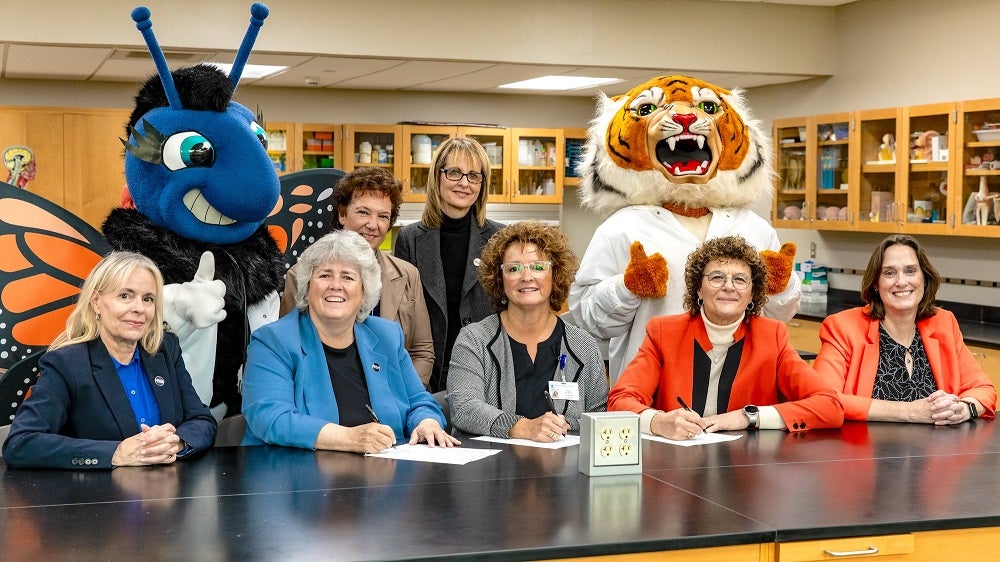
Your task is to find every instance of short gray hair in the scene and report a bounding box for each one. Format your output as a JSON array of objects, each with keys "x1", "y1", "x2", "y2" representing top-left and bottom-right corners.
[{"x1": 294, "y1": 230, "x2": 382, "y2": 322}]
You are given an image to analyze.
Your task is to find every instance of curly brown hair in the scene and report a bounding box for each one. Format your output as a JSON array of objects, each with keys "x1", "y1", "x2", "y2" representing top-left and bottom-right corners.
[
  {"x1": 478, "y1": 221, "x2": 579, "y2": 312},
  {"x1": 332, "y1": 167, "x2": 403, "y2": 228},
  {"x1": 683, "y1": 236, "x2": 768, "y2": 323},
  {"x1": 860, "y1": 234, "x2": 940, "y2": 320}
]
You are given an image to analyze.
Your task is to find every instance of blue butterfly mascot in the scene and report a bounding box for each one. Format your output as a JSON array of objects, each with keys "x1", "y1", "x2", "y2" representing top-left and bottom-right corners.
[{"x1": 104, "y1": 4, "x2": 283, "y2": 419}]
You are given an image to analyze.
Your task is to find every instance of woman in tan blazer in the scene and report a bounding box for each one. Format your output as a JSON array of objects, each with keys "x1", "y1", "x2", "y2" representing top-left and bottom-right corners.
[{"x1": 279, "y1": 167, "x2": 434, "y2": 386}]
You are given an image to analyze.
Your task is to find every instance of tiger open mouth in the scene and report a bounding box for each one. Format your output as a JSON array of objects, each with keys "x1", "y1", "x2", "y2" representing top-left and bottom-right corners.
[{"x1": 655, "y1": 135, "x2": 713, "y2": 176}]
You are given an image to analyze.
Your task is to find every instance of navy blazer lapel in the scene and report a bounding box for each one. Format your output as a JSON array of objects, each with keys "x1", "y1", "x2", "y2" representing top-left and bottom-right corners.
[
  {"x1": 88, "y1": 339, "x2": 141, "y2": 437},
  {"x1": 415, "y1": 226, "x2": 447, "y2": 314},
  {"x1": 141, "y1": 345, "x2": 175, "y2": 421}
]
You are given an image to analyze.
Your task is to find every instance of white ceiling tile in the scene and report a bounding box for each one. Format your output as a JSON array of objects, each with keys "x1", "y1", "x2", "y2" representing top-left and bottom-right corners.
[{"x1": 5, "y1": 44, "x2": 110, "y2": 80}]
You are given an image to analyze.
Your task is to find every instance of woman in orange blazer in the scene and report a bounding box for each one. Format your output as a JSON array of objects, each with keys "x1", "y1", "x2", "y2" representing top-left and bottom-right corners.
[
  {"x1": 814, "y1": 235, "x2": 996, "y2": 423},
  {"x1": 608, "y1": 236, "x2": 843, "y2": 440}
]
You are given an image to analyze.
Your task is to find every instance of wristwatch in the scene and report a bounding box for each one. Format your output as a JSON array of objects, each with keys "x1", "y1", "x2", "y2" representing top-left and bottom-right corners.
[
  {"x1": 743, "y1": 405, "x2": 760, "y2": 430},
  {"x1": 965, "y1": 400, "x2": 979, "y2": 421}
]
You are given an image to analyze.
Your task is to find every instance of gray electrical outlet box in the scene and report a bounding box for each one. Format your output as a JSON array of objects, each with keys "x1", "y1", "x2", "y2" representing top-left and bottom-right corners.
[{"x1": 579, "y1": 411, "x2": 641, "y2": 476}]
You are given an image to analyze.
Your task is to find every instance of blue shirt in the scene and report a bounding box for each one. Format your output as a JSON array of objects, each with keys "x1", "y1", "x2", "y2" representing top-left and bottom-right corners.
[{"x1": 112, "y1": 347, "x2": 161, "y2": 428}]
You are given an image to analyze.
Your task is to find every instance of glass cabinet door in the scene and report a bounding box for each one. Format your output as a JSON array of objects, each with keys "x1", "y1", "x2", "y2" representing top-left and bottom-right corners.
[
  {"x1": 295, "y1": 123, "x2": 339, "y2": 171},
  {"x1": 341, "y1": 124, "x2": 401, "y2": 177},
  {"x1": 900, "y1": 103, "x2": 954, "y2": 235},
  {"x1": 813, "y1": 113, "x2": 853, "y2": 230},
  {"x1": 400, "y1": 125, "x2": 456, "y2": 202},
  {"x1": 953, "y1": 99, "x2": 1000, "y2": 236},
  {"x1": 563, "y1": 127, "x2": 588, "y2": 189},
  {"x1": 773, "y1": 118, "x2": 809, "y2": 227},
  {"x1": 265, "y1": 121, "x2": 295, "y2": 174},
  {"x1": 854, "y1": 108, "x2": 903, "y2": 233},
  {"x1": 510, "y1": 128, "x2": 563, "y2": 204}
]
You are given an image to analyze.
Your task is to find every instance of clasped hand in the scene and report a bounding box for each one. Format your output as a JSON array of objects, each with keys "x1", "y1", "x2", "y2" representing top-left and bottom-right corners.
[
  {"x1": 112, "y1": 423, "x2": 184, "y2": 467},
  {"x1": 925, "y1": 389, "x2": 972, "y2": 425}
]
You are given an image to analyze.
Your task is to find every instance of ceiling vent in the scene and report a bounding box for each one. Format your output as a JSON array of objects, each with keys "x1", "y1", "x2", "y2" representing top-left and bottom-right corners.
[{"x1": 110, "y1": 49, "x2": 209, "y2": 62}]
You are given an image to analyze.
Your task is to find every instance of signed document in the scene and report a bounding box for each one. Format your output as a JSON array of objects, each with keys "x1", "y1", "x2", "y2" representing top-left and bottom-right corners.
[
  {"x1": 366, "y1": 444, "x2": 501, "y2": 465},
  {"x1": 642, "y1": 432, "x2": 743, "y2": 447},
  {"x1": 472, "y1": 435, "x2": 580, "y2": 449}
]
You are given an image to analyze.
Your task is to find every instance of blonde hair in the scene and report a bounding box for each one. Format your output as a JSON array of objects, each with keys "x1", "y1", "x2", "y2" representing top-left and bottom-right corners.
[
  {"x1": 420, "y1": 137, "x2": 491, "y2": 228},
  {"x1": 294, "y1": 230, "x2": 382, "y2": 322},
  {"x1": 50, "y1": 251, "x2": 166, "y2": 354}
]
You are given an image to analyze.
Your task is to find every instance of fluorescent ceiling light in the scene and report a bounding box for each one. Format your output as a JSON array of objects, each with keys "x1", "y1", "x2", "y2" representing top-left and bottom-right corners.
[
  {"x1": 499, "y1": 75, "x2": 622, "y2": 91},
  {"x1": 208, "y1": 62, "x2": 287, "y2": 79}
]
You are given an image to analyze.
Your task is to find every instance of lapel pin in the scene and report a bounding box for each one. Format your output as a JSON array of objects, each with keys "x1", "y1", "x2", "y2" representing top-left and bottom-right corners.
[
  {"x1": 154, "y1": 376, "x2": 165, "y2": 387},
  {"x1": 473, "y1": 258, "x2": 481, "y2": 267},
  {"x1": 372, "y1": 363, "x2": 380, "y2": 372}
]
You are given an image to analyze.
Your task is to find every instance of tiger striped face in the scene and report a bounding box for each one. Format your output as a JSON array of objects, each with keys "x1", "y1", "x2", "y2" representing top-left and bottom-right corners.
[{"x1": 606, "y1": 76, "x2": 749, "y2": 184}]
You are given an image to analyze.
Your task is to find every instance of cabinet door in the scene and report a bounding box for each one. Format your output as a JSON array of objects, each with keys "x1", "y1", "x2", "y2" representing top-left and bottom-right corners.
[
  {"x1": 459, "y1": 126, "x2": 509, "y2": 203},
  {"x1": 953, "y1": 98, "x2": 1000, "y2": 237},
  {"x1": 295, "y1": 123, "x2": 339, "y2": 172},
  {"x1": 510, "y1": 128, "x2": 563, "y2": 204},
  {"x1": 400, "y1": 125, "x2": 456, "y2": 202},
  {"x1": 63, "y1": 110, "x2": 131, "y2": 229},
  {"x1": 341, "y1": 124, "x2": 401, "y2": 177},
  {"x1": 900, "y1": 102, "x2": 955, "y2": 235},
  {"x1": 773, "y1": 118, "x2": 810, "y2": 228},
  {"x1": 854, "y1": 107, "x2": 904, "y2": 233},
  {"x1": 0, "y1": 108, "x2": 65, "y2": 208},
  {"x1": 563, "y1": 127, "x2": 588, "y2": 189},
  {"x1": 265, "y1": 121, "x2": 295, "y2": 175},
  {"x1": 812, "y1": 113, "x2": 853, "y2": 230}
]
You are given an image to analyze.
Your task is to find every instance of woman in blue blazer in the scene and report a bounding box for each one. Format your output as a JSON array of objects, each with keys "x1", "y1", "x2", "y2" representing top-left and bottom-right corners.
[
  {"x1": 2, "y1": 252, "x2": 217, "y2": 469},
  {"x1": 241, "y1": 230, "x2": 459, "y2": 452}
]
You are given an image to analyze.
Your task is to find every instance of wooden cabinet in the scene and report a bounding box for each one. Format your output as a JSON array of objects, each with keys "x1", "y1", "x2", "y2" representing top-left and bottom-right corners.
[
  {"x1": 264, "y1": 121, "x2": 295, "y2": 175},
  {"x1": 0, "y1": 106, "x2": 129, "y2": 229},
  {"x1": 773, "y1": 98, "x2": 1000, "y2": 237},
  {"x1": 459, "y1": 126, "x2": 509, "y2": 203},
  {"x1": 563, "y1": 127, "x2": 588, "y2": 189},
  {"x1": 966, "y1": 343, "x2": 1000, "y2": 392},
  {"x1": 510, "y1": 127, "x2": 563, "y2": 204},
  {"x1": 776, "y1": 527, "x2": 1000, "y2": 561},
  {"x1": 785, "y1": 318, "x2": 822, "y2": 357},
  {"x1": 295, "y1": 123, "x2": 339, "y2": 172},
  {"x1": 341, "y1": 124, "x2": 401, "y2": 177},
  {"x1": 400, "y1": 124, "x2": 454, "y2": 202}
]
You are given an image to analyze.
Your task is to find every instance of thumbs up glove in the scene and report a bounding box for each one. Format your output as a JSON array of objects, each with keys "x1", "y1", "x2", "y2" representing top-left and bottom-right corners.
[
  {"x1": 623, "y1": 241, "x2": 668, "y2": 299},
  {"x1": 163, "y1": 251, "x2": 227, "y2": 338},
  {"x1": 760, "y1": 242, "x2": 797, "y2": 295}
]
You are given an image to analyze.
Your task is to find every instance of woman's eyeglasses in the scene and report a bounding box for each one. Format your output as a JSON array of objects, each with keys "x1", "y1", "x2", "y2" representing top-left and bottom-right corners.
[
  {"x1": 703, "y1": 272, "x2": 751, "y2": 290},
  {"x1": 441, "y1": 168, "x2": 484, "y2": 185},
  {"x1": 500, "y1": 261, "x2": 552, "y2": 279}
]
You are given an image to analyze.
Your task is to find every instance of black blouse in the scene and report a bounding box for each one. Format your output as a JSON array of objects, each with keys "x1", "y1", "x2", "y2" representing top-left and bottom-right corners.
[
  {"x1": 873, "y1": 324, "x2": 938, "y2": 402},
  {"x1": 509, "y1": 321, "x2": 565, "y2": 419}
]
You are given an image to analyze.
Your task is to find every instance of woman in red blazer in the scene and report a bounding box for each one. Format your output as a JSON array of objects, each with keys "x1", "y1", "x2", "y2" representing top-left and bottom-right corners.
[
  {"x1": 608, "y1": 236, "x2": 843, "y2": 440},
  {"x1": 814, "y1": 235, "x2": 996, "y2": 423}
]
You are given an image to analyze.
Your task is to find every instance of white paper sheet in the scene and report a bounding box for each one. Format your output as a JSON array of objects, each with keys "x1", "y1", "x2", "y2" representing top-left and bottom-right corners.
[
  {"x1": 641, "y1": 432, "x2": 743, "y2": 447},
  {"x1": 471, "y1": 435, "x2": 580, "y2": 449},
  {"x1": 365, "y1": 443, "x2": 501, "y2": 465}
]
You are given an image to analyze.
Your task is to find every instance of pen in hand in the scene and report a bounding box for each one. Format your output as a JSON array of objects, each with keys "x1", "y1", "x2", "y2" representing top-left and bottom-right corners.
[
  {"x1": 676, "y1": 396, "x2": 707, "y2": 434},
  {"x1": 544, "y1": 390, "x2": 564, "y2": 438},
  {"x1": 366, "y1": 403, "x2": 395, "y2": 448}
]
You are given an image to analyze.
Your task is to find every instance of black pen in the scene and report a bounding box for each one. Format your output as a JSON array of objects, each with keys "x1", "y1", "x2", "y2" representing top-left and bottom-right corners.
[
  {"x1": 544, "y1": 390, "x2": 558, "y2": 414},
  {"x1": 366, "y1": 404, "x2": 395, "y2": 448},
  {"x1": 676, "y1": 396, "x2": 707, "y2": 434}
]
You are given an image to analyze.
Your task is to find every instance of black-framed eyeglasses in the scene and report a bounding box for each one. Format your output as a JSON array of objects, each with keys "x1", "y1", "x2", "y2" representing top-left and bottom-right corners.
[
  {"x1": 500, "y1": 261, "x2": 552, "y2": 279},
  {"x1": 441, "y1": 167, "x2": 484, "y2": 184},
  {"x1": 703, "y1": 272, "x2": 751, "y2": 290}
]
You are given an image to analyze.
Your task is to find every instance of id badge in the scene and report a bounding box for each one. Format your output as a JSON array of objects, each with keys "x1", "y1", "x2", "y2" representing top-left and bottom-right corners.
[{"x1": 548, "y1": 380, "x2": 580, "y2": 401}]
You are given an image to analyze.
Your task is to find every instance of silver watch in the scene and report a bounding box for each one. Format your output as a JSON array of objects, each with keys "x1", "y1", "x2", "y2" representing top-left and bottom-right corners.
[{"x1": 743, "y1": 405, "x2": 759, "y2": 430}]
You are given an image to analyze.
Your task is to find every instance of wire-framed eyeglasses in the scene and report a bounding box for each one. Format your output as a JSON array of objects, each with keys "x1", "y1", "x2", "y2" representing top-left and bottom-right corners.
[
  {"x1": 703, "y1": 272, "x2": 751, "y2": 290},
  {"x1": 441, "y1": 167, "x2": 484, "y2": 184},
  {"x1": 500, "y1": 261, "x2": 552, "y2": 279}
]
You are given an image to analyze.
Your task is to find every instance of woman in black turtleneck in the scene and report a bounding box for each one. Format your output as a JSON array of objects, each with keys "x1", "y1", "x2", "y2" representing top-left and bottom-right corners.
[{"x1": 394, "y1": 138, "x2": 504, "y2": 393}]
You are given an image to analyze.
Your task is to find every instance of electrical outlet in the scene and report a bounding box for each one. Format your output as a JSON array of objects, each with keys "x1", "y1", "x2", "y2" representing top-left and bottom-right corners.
[{"x1": 579, "y1": 411, "x2": 641, "y2": 476}]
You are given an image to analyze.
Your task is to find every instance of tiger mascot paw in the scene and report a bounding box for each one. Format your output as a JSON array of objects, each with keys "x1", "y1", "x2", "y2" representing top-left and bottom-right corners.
[
  {"x1": 760, "y1": 242, "x2": 796, "y2": 295},
  {"x1": 624, "y1": 241, "x2": 668, "y2": 299}
]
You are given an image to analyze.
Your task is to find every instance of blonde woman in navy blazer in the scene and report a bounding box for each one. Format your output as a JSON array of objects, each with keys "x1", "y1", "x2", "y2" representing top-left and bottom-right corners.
[
  {"x1": 394, "y1": 137, "x2": 504, "y2": 393},
  {"x1": 242, "y1": 230, "x2": 458, "y2": 452},
  {"x1": 2, "y1": 252, "x2": 216, "y2": 470}
]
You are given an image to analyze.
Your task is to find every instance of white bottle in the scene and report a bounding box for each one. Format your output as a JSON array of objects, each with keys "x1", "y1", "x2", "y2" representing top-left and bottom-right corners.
[{"x1": 358, "y1": 141, "x2": 372, "y2": 164}]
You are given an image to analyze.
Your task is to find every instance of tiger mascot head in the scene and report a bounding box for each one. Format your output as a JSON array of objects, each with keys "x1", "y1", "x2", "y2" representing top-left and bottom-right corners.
[{"x1": 578, "y1": 75, "x2": 773, "y2": 217}]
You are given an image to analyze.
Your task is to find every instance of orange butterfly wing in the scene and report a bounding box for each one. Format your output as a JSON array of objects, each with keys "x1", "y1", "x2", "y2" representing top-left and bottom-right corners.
[
  {"x1": 0, "y1": 182, "x2": 110, "y2": 368},
  {"x1": 265, "y1": 168, "x2": 342, "y2": 273}
]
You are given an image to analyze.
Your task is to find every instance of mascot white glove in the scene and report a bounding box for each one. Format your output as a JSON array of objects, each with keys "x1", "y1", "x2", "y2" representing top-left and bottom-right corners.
[{"x1": 162, "y1": 251, "x2": 227, "y2": 340}]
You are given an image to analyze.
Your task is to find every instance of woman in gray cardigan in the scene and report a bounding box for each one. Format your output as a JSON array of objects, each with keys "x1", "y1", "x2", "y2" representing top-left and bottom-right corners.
[{"x1": 447, "y1": 222, "x2": 607, "y2": 441}]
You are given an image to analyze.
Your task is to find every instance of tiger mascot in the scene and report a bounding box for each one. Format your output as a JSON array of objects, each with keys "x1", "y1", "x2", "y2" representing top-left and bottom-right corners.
[{"x1": 569, "y1": 75, "x2": 801, "y2": 383}]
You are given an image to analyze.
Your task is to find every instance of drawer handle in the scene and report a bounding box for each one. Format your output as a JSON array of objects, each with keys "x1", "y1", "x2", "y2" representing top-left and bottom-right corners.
[{"x1": 823, "y1": 546, "x2": 879, "y2": 557}]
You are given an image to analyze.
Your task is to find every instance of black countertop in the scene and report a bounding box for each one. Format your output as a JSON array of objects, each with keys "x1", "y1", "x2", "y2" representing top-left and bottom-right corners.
[
  {"x1": 2, "y1": 421, "x2": 999, "y2": 560},
  {"x1": 796, "y1": 288, "x2": 1000, "y2": 348}
]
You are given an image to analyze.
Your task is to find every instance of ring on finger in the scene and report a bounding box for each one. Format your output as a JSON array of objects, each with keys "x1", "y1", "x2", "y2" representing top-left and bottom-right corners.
[
  {"x1": 687, "y1": 432, "x2": 694, "y2": 439},
  {"x1": 549, "y1": 431, "x2": 557, "y2": 439}
]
